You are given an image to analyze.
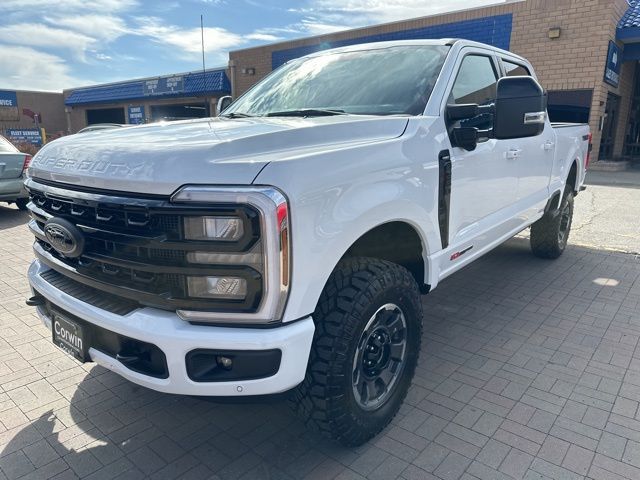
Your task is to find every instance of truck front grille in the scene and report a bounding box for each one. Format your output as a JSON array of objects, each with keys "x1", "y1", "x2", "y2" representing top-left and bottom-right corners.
[{"x1": 26, "y1": 179, "x2": 263, "y2": 313}]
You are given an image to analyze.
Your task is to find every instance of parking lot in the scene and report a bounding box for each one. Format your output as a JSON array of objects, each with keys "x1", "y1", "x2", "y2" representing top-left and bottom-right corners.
[{"x1": 0, "y1": 175, "x2": 639, "y2": 480}]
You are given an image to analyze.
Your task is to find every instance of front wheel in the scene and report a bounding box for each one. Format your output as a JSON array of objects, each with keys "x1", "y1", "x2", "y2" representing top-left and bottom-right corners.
[
  {"x1": 290, "y1": 257, "x2": 423, "y2": 446},
  {"x1": 530, "y1": 187, "x2": 574, "y2": 259}
]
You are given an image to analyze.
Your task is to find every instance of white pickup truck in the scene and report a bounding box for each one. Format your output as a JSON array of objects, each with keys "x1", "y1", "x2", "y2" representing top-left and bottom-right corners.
[{"x1": 25, "y1": 39, "x2": 590, "y2": 446}]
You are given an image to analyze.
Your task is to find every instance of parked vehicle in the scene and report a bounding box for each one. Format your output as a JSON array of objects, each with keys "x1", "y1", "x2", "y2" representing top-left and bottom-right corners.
[
  {"x1": 0, "y1": 135, "x2": 31, "y2": 210},
  {"x1": 77, "y1": 123, "x2": 125, "y2": 134},
  {"x1": 24, "y1": 40, "x2": 590, "y2": 446}
]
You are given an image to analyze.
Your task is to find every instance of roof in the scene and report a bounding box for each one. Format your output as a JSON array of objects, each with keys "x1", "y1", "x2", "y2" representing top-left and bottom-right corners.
[
  {"x1": 65, "y1": 68, "x2": 230, "y2": 106},
  {"x1": 617, "y1": 1, "x2": 640, "y2": 42}
]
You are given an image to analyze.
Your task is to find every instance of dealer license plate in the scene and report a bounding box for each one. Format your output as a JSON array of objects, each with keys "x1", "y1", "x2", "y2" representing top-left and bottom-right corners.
[{"x1": 52, "y1": 314, "x2": 88, "y2": 362}]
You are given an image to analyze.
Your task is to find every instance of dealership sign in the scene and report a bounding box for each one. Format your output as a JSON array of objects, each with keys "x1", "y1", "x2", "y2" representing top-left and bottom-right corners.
[
  {"x1": 6, "y1": 128, "x2": 42, "y2": 146},
  {"x1": 128, "y1": 105, "x2": 145, "y2": 124},
  {"x1": 604, "y1": 40, "x2": 621, "y2": 88},
  {"x1": 143, "y1": 76, "x2": 184, "y2": 96}
]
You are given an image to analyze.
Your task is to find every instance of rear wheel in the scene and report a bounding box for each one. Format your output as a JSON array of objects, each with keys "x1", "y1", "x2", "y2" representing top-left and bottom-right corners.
[
  {"x1": 290, "y1": 257, "x2": 422, "y2": 446},
  {"x1": 15, "y1": 198, "x2": 28, "y2": 211},
  {"x1": 530, "y1": 187, "x2": 574, "y2": 259}
]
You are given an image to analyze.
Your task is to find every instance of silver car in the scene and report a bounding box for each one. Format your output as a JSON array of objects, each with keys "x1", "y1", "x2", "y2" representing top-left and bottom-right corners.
[{"x1": 0, "y1": 135, "x2": 30, "y2": 210}]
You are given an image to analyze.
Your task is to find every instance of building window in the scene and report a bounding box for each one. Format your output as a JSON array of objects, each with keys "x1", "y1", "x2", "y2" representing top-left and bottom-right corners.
[{"x1": 547, "y1": 89, "x2": 593, "y2": 124}]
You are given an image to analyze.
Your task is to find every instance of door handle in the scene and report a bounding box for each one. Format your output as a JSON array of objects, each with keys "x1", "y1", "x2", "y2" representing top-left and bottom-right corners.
[
  {"x1": 544, "y1": 141, "x2": 555, "y2": 151},
  {"x1": 506, "y1": 148, "x2": 522, "y2": 159}
]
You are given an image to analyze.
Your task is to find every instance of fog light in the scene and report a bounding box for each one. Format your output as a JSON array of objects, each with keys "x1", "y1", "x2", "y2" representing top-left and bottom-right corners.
[
  {"x1": 217, "y1": 356, "x2": 233, "y2": 369},
  {"x1": 187, "y1": 276, "x2": 247, "y2": 300},
  {"x1": 184, "y1": 216, "x2": 244, "y2": 241}
]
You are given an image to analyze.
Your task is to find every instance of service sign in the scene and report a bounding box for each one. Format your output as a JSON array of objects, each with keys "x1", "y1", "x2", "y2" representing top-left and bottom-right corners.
[
  {"x1": 0, "y1": 90, "x2": 19, "y2": 122},
  {"x1": 604, "y1": 40, "x2": 621, "y2": 88},
  {"x1": 128, "y1": 105, "x2": 145, "y2": 124},
  {"x1": 0, "y1": 90, "x2": 17, "y2": 108},
  {"x1": 143, "y1": 76, "x2": 184, "y2": 96},
  {"x1": 6, "y1": 128, "x2": 42, "y2": 146}
]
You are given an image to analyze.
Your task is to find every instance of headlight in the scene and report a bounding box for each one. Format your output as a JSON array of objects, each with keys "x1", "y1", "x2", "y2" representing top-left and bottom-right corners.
[
  {"x1": 171, "y1": 186, "x2": 290, "y2": 325},
  {"x1": 184, "y1": 216, "x2": 244, "y2": 241},
  {"x1": 187, "y1": 276, "x2": 248, "y2": 300}
]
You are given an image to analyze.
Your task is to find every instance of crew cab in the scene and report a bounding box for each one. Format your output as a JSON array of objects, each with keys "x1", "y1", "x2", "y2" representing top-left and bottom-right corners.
[{"x1": 25, "y1": 39, "x2": 590, "y2": 446}]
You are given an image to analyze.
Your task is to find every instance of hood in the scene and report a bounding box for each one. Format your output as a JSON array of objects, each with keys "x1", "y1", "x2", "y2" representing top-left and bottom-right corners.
[{"x1": 29, "y1": 116, "x2": 409, "y2": 195}]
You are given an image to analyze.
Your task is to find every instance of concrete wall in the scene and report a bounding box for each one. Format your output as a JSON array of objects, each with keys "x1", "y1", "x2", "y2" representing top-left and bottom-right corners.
[
  {"x1": 230, "y1": 0, "x2": 632, "y2": 161},
  {"x1": 0, "y1": 90, "x2": 65, "y2": 136}
]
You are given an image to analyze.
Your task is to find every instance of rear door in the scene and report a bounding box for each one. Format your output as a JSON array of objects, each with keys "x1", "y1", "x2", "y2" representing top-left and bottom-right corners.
[
  {"x1": 499, "y1": 58, "x2": 555, "y2": 214},
  {"x1": 0, "y1": 136, "x2": 25, "y2": 179}
]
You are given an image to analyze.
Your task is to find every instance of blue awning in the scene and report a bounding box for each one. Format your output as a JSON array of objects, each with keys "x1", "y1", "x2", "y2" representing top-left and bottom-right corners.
[
  {"x1": 617, "y1": 1, "x2": 640, "y2": 43},
  {"x1": 65, "y1": 69, "x2": 230, "y2": 106}
]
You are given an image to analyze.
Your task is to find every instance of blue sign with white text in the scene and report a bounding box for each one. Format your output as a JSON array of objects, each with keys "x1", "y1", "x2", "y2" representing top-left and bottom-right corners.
[
  {"x1": 143, "y1": 76, "x2": 184, "y2": 96},
  {"x1": 0, "y1": 90, "x2": 17, "y2": 108},
  {"x1": 604, "y1": 41, "x2": 621, "y2": 87},
  {"x1": 6, "y1": 128, "x2": 42, "y2": 146},
  {"x1": 128, "y1": 105, "x2": 145, "y2": 124}
]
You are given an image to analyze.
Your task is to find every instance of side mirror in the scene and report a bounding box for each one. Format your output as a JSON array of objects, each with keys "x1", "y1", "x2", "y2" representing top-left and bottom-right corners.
[
  {"x1": 446, "y1": 104, "x2": 479, "y2": 122},
  {"x1": 494, "y1": 76, "x2": 547, "y2": 139},
  {"x1": 452, "y1": 127, "x2": 478, "y2": 151},
  {"x1": 217, "y1": 96, "x2": 233, "y2": 115}
]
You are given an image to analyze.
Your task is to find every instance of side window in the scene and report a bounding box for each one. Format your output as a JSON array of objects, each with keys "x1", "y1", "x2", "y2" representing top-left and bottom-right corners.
[
  {"x1": 449, "y1": 54, "x2": 498, "y2": 131},
  {"x1": 503, "y1": 60, "x2": 530, "y2": 77}
]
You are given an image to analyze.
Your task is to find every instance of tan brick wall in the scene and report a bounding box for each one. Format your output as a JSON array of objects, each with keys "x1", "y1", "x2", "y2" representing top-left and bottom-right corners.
[
  {"x1": 230, "y1": 0, "x2": 632, "y2": 161},
  {"x1": 0, "y1": 91, "x2": 65, "y2": 137}
]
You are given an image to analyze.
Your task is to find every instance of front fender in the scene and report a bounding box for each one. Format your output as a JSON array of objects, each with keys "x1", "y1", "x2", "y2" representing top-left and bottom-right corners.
[{"x1": 254, "y1": 131, "x2": 441, "y2": 323}]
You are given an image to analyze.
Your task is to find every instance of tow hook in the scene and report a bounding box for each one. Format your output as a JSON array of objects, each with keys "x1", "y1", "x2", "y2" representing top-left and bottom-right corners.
[{"x1": 25, "y1": 294, "x2": 46, "y2": 307}]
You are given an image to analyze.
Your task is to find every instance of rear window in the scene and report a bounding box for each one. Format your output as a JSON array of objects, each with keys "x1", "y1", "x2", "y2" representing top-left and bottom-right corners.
[
  {"x1": 0, "y1": 136, "x2": 18, "y2": 153},
  {"x1": 503, "y1": 60, "x2": 530, "y2": 77}
]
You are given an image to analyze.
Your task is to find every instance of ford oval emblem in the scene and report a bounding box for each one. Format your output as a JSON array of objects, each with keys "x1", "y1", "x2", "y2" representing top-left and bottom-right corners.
[{"x1": 44, "y1": 218, "x2": 85, "y2": 258}]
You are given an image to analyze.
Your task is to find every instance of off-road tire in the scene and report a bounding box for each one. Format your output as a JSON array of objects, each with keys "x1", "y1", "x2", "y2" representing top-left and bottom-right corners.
[
  {"x1": 15, "y1": 198, "x2": 28, "y2": 211},
  {"x1": 290, "y1": 257, "x2": 423, "y2": 446},
  {"x1": 530, "y1": 187, "x2": 574, "y2": 259}
]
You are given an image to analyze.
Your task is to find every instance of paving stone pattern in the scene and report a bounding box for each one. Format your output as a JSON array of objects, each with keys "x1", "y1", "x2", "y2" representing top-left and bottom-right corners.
[{"x1": 0, "y1": 205, "x2": 639, "y2": 479}]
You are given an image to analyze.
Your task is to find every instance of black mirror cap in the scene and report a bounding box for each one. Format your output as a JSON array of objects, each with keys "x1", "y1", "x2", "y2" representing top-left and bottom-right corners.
[
  {"x1": 494, "y1": 76, "x2": 547, "y2": 140},
  {"x1": 446, "y1": 103, "x2": 479, "y2": 122},
  {"x1": 452, "y1": 127, "x2": 479, "y2": 151}
]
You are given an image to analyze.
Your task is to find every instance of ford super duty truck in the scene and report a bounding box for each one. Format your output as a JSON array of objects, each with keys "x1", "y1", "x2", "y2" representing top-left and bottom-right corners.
[{"x1": 25, "y1": 39, "x2": 590, "y2": 446}]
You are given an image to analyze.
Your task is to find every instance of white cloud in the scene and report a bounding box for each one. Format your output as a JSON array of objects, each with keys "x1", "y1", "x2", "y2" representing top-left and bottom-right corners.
[
  {"x1": 0, "y1": 44, "x2": 85, "y2": 91},
  {"x1": 291, "y1": 0, "x2": 510, "y2": 34},
  {"x1": 0, "y1": 23, "x2": 96, "y2": 61},
  {"x1": 0, "y1": 0, "x2": 137, "y2": 12},
  {"x1": 46, "y1": 15, "x2": 129, "y2": 42}
]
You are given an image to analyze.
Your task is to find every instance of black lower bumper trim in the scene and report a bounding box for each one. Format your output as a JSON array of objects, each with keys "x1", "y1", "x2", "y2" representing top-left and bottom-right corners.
[{"x1": 186, "y1": 349, "x2": 281, "y2": 382}]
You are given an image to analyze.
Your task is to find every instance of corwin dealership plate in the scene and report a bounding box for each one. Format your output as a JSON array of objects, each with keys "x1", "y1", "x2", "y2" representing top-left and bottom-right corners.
[{"x1": 52, "y1": 314, "x2": 88, "y2": 362}]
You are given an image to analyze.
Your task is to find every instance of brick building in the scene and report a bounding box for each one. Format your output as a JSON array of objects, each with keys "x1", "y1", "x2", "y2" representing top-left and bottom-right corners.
[
  {"x1": 0, "y1": 90, "x2": 66, "y2": 144},
  {"x1": 62, "y1": 68, "x2": 230, "y2": 133},
  {"x1": 229, "y1": 0, "x2": 640, "y2": 163}
]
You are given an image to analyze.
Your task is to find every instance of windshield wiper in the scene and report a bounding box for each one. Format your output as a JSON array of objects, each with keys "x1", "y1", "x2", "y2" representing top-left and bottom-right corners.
[
  {"x1": 265, "y1": 108, "x2": 346, "y2": 117},
  {"x1": 220, "y1": 112, "x2": 253, "y2": 118}
]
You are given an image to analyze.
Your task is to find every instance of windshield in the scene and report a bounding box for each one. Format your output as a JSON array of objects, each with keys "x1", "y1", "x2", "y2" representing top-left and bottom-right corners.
[{"x1": 225, "y1": 45, "x2": 450, "y2": 117}]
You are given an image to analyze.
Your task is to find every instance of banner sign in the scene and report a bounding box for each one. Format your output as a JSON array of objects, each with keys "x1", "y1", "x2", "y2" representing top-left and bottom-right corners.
[
  {"x1": 143, "y1": 76, "x2": 184, "y2": 96},
  {"x1": 6, "y1": 128, "x2": 43, "y2": 146},
  {"x1": 0, "y1": 90, "x2": 17, "y2": 107},
  {"x1": 127, "y1": 105, "x2": 145, "y2": 124},
  {"x1": 604, "y1": 40, "x2": 621, "y2": 88}
]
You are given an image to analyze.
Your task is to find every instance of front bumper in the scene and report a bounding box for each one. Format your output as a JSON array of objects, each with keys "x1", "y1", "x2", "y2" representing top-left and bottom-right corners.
[
  {"x1": 28, "y1": 260, "x2": 314, "y2": 396},
  {"x1": 0, "y1": 177, "x2": 27, "y2": 201}
]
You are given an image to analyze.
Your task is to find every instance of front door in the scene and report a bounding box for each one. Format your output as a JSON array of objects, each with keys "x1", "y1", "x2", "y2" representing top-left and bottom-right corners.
[
  {"x1": 445, "y1": 51, "x2": 520, "y2": 249},
  {"x1": 599, "y1": 92, "x2": 620, "y2": 160}
]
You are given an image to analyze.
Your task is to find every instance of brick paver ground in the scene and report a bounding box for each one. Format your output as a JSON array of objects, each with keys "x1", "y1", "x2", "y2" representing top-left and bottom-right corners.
[{"x1": 0, "y1": 191, "x2": 639, "y2": 479}]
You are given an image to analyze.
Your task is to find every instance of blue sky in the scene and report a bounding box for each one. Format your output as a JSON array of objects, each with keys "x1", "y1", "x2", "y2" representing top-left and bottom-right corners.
[{"x1": 0, "y1": 0, "x2": 507, "y2": 92}]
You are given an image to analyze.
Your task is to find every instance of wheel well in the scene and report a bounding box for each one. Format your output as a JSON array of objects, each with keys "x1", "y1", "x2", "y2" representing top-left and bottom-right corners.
[
  {"x1": 567, "y1": 161, "x2": 578, "y2": 193},
  {"x1": 342, "y1": 222, "x2": 427, "y2": 292}
]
